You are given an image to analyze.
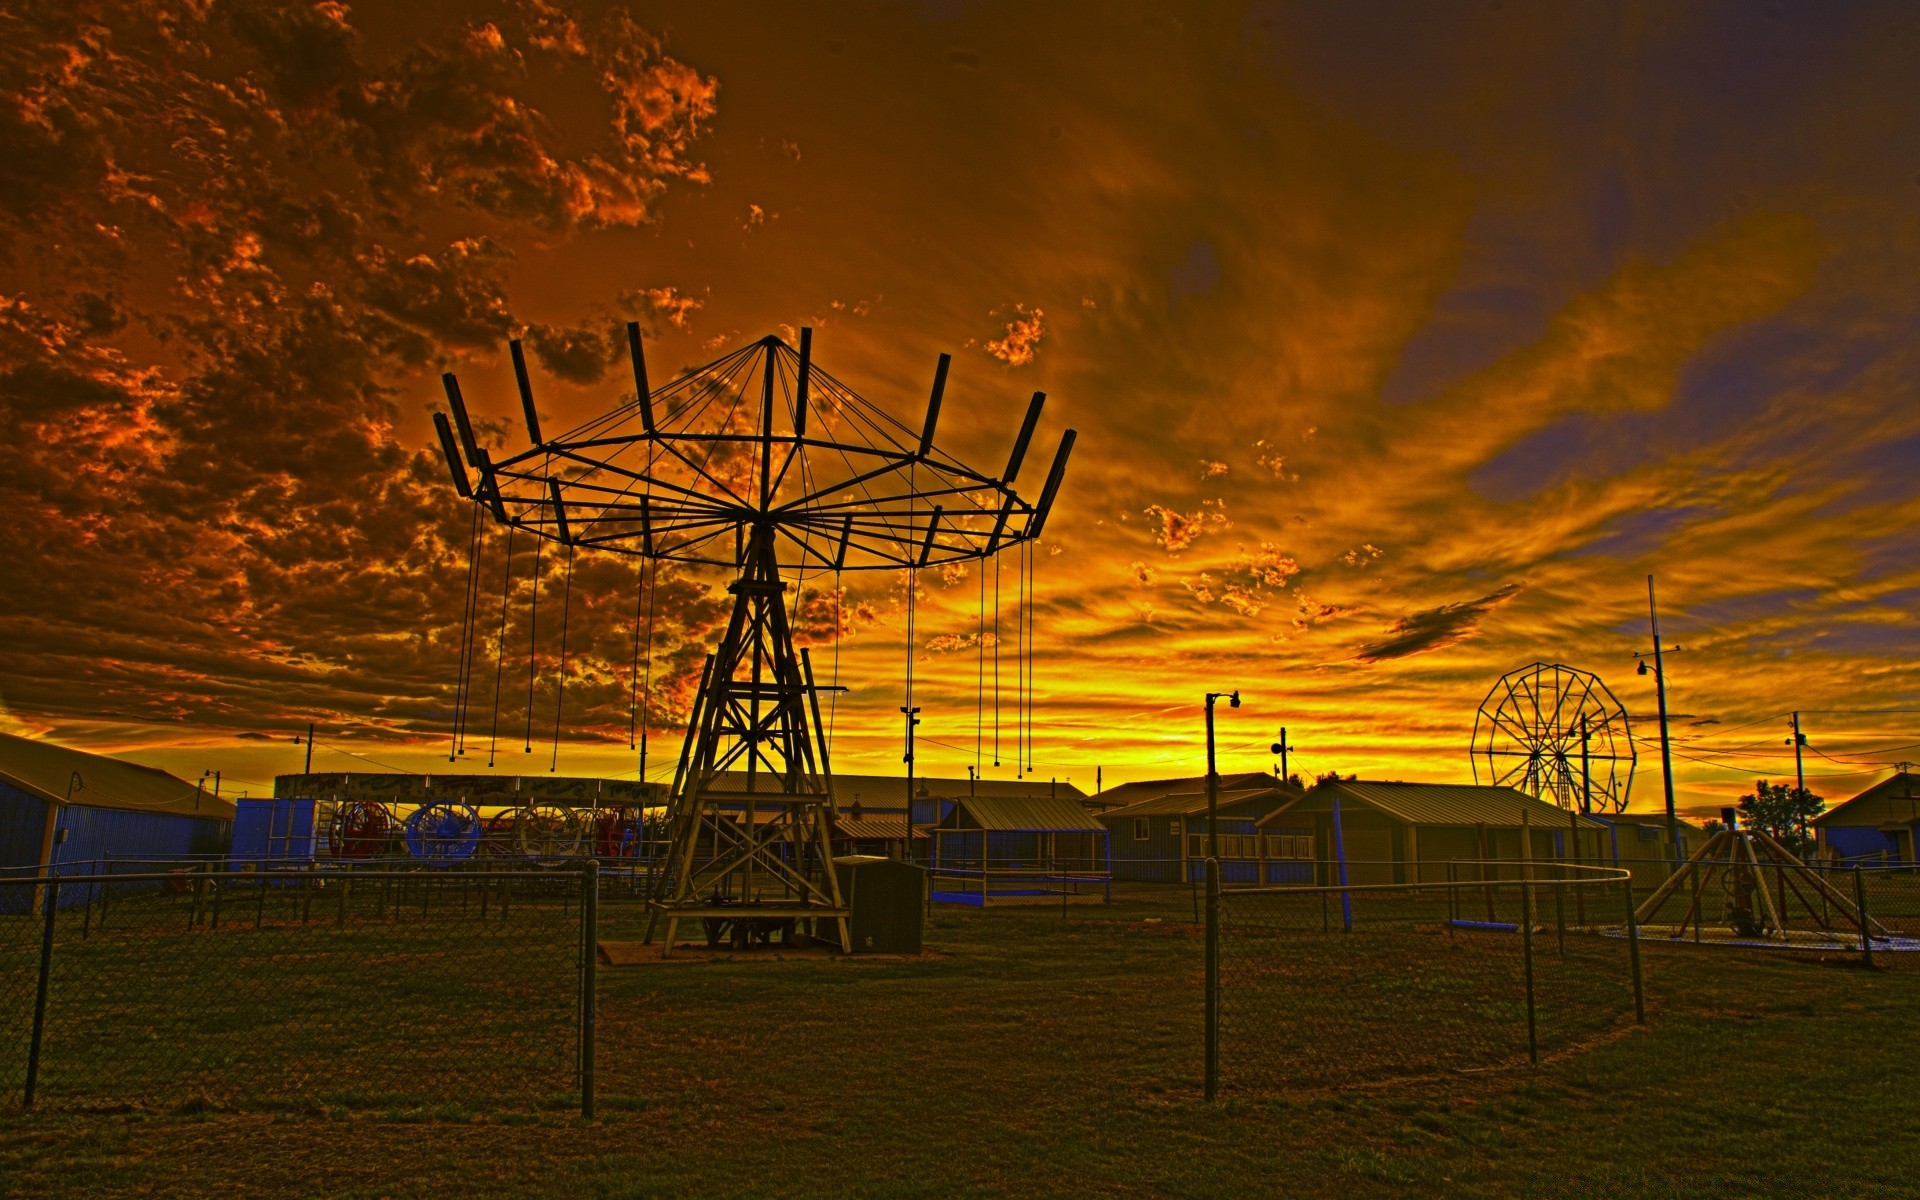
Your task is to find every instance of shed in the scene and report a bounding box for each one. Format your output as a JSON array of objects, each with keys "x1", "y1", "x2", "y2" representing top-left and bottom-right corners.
[
  {"x1": 1255, "y1": 779, "x2": 1607, "y2": 886},
  {"x1": 1100, "y1": 781, "x2": 1304, "y2": 884},
  {"x1": 930, "y1": 795, "x2": 1110, "y2": 905},
  {"x1": 0, "y1": 731, "x2": 234, "y2": 912},
  {"x1": 1813, "y1": 771, "x2": 1920, "y2": 864}
]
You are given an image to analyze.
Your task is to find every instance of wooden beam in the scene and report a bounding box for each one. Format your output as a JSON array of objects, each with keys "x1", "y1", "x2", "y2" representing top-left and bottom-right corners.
[
  {"x1": 795, "y1": 326, "x2": 811, "y2": 439},
  {"x1": 549, "y1": 479, "x2": 572, "y2": 544},
  {"x1": 1003, "y1": 392, "x2": 1045, "y2": 483},
  {"x1": 509, "y1": 339, "x2": 542, "y2": 446},
  {"x1": 1028, "y1": 429, "x2": 1077, "y2": 539},
  {"x1": 626, "y1": 322, "x2": 655, "y2": 434},
  {"x1": 918, "y1": 354, "x2": 950, "y2": 458},
  {"x1": 433, "y1": 413, "x2": 472, "y2": 498}
]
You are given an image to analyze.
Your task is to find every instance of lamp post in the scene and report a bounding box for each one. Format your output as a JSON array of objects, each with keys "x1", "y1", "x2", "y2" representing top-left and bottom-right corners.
[
  {"x1": 1204, "y1": 691, "x2": 1241, "y2": 858},
  {"x1": 1202, "y1": 688, "x2": 1238, "y2": 1106}
]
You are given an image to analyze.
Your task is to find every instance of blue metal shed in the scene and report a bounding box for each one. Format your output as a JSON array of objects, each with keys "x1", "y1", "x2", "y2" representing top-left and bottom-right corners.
[{"x1": 0, "y1": 731, "x2": 235, "y2": 912}]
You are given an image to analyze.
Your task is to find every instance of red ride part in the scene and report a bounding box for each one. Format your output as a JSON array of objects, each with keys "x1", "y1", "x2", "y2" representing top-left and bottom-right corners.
[
  {"x1": 595, "y1": 808, "x2": 638, "y2": 860},
  {"x1": 334, "y1": 802, "x2": 390, "y2": 858}
]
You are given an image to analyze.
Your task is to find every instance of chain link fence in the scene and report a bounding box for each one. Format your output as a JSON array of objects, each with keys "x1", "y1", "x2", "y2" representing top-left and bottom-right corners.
[
  {"x1": 0, "y1": 865, "x2": 596, "y2": 1114},
  {"x1": 1207, "y1": 863, "x2": 1643, "y2": 1096}
]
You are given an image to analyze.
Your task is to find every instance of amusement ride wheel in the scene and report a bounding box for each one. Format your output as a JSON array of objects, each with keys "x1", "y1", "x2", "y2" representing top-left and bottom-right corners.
[
  {"x1": 403, "y1": 801, "x2": 484, "y2": 863},
  {"x1": 1472, "y1": 662, "x2": 1636, "y2": 813},
  {"x1": 330, "y1": 800, "x2": 392, "y2": 858}
]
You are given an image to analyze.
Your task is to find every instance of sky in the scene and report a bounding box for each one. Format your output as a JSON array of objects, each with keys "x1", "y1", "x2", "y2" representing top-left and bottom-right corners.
[{"x1": 2, "y1": 1, "x2": 1918, "y2": 818}]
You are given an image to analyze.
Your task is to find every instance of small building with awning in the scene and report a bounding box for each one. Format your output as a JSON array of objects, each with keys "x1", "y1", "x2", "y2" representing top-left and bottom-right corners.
[
  {"x1": 1254, "y1": 779, "x2": 1608, "y2": 886},
  {"x1": 930, "y1": 794, "x2": 1109, "y2": 905}
]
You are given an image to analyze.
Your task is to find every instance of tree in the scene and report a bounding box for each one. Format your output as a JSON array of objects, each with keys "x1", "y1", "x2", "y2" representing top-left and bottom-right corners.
[{"x1": 1737, "y1": 780, "x2": 1825, "y2": 856}]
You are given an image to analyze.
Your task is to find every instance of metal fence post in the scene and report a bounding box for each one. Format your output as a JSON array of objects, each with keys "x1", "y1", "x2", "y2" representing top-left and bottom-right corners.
[
  {"x1": 581, "y1": 860, "x2": 599, "y2": 1120},
  {"x1": 1854, "y1": 867, "x2": 1873, "y2": 968},
  {"x1": 1204, "y1": 856, "x2": 1220, "y2": 1102},
  {"x1": 25, "y1": 877, "x2": 59, "y2": 1108},
  {"x1": 1624, "y1": 877, "x2": 1645, "y2": 1024},
  {"x1": 1520, "y1": 878, "x2": 1538, "y2": 1065}
]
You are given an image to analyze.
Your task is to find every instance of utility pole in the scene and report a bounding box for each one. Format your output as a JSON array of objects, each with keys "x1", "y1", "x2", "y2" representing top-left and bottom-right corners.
[
  {"x1": 1641, "y1": 575, "x2": 1681, "y2": 866},
  {"x1": 1790, "y1": 712, "x2": 1806, "y2": 795},
  {"x1": 1273, "y1": 727, "x2": 1291, "y2": 786},
  {"x1": 1789, "y1": 712, "x2": 1808, "y2": 852},
  {"x1": 304, "y1": 722, "x2": 315, "y2": 775},
  {"x1": 900, "y1": 704, "x2": 921, "y2": 840},
  {"x1": 1580, "y1": 717, "x2": 1592, "y2": 816}
]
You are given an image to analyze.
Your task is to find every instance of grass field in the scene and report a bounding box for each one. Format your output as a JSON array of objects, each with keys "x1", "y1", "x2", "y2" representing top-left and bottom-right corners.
[{"x1": 1, "y1": 875, "x2": 1916, "y2": 1198}]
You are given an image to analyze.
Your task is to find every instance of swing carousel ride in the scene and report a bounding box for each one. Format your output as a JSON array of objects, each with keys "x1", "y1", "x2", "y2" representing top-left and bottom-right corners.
[{"x1": 433, "y1": 324, "x2": 1075, "y2": 950}]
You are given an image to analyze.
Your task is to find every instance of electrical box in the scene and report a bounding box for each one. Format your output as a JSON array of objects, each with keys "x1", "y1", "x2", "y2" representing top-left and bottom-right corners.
[{"x1": 833, "y1": 855, "x2": 926, "y2": 954}]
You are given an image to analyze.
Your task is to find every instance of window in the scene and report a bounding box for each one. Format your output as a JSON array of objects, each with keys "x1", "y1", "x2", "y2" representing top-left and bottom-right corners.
[{"x1": 1133, "y1": 817, "x2": 1149, "y2": 842}]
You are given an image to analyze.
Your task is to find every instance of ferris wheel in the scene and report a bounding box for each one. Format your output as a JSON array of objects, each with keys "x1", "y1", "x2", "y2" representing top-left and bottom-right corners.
[{"x1": 1471, "y1": 662, "x2": 1635, "y2": 813}]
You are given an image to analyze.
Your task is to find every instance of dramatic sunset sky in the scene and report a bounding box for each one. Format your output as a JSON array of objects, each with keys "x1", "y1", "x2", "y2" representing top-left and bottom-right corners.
[{"x1": 3, "y1": 2, "x2": 1917, "y2": 817}]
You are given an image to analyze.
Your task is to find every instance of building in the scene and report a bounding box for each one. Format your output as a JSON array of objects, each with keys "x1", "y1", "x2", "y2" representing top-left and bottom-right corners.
[
  {"x1": 1100, "y1": 780, "x2": 1305, "y2": 883},
  {"x1": 1089, "y1": 771, "x2": 1284, "y2": 815},
  {"x1": 929, "y1": 794, "x2": 1109, "y2": 905},
  {"x1": 0, "y1": 731, "x2": 234, "y2": 911},
  {"x1": 1814, "y1": 770, "x2": 1920, "y2": 863},
  {"x1": 697, "y1": 769, "x2": 1088, "y2": 831},
  {"x1": 1587, "y1": 811, "x2": 1707, "y2": 886},
  {"x1": 1254, "y1": 779, "x2": 1608, "y2": 886}
]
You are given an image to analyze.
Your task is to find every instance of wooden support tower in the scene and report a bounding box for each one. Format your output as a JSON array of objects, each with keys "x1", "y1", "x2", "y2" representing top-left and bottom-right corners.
[{"x1": 647, "y1": 528, "x2": 850, "y2": 951}]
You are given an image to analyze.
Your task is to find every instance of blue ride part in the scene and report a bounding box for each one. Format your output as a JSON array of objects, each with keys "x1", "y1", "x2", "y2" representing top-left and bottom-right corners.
[
  {"x1": 1448, "y1": 918, "x2": 1520, "y2": 932},
  {"x1": 404, "y1": 801, "x2": 483, "y2": 863}
]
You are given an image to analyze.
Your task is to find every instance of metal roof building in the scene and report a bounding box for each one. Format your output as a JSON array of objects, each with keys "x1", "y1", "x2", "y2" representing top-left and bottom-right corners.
[
  {"x1": 1100, "y1": 782, "x2": 1304, "y2": 883},
  {"x1": 1813, "y1": 770, "x2": 1920, "y2": 864},
  {"x1": 0, "y1": 732, "x2": 234, "y2": 912},
  {"x1": 930, "y1": 794, "x2": 1109, "y2": 906},
  {"x1": 1256, "y1": 779, "x2": 1608, "y2": 887}
]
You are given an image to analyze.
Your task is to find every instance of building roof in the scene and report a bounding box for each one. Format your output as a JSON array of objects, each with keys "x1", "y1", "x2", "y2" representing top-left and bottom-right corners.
[
  {"x1": 1258, "y1": 780, "x2": 1606, "y2": 831},
  {"x1": 832, "y1": 817, "x2": 912, "y2": 841},
  {"x1": 1102, "y1": 783, "x2": 1303, "y2": 821},
  {"x1": 0, "y1": 731, "x2": 233, "y2": 821},
  {"x1": 937, "y1": 794, "x2": 1106, "y2": 832},
  {"x1": 1813, "y1": 771, "x2": 1920, "y2": 828},
  {"x1": 1090, "y1": 771, "x2": 1280, "y2": 812},
  {"x1": 708, "y1": 770, "x2": 1088, "y2": 809},
  {"x1": 1595, "y1": 811, "x2": 1704, "y2": 831}
]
